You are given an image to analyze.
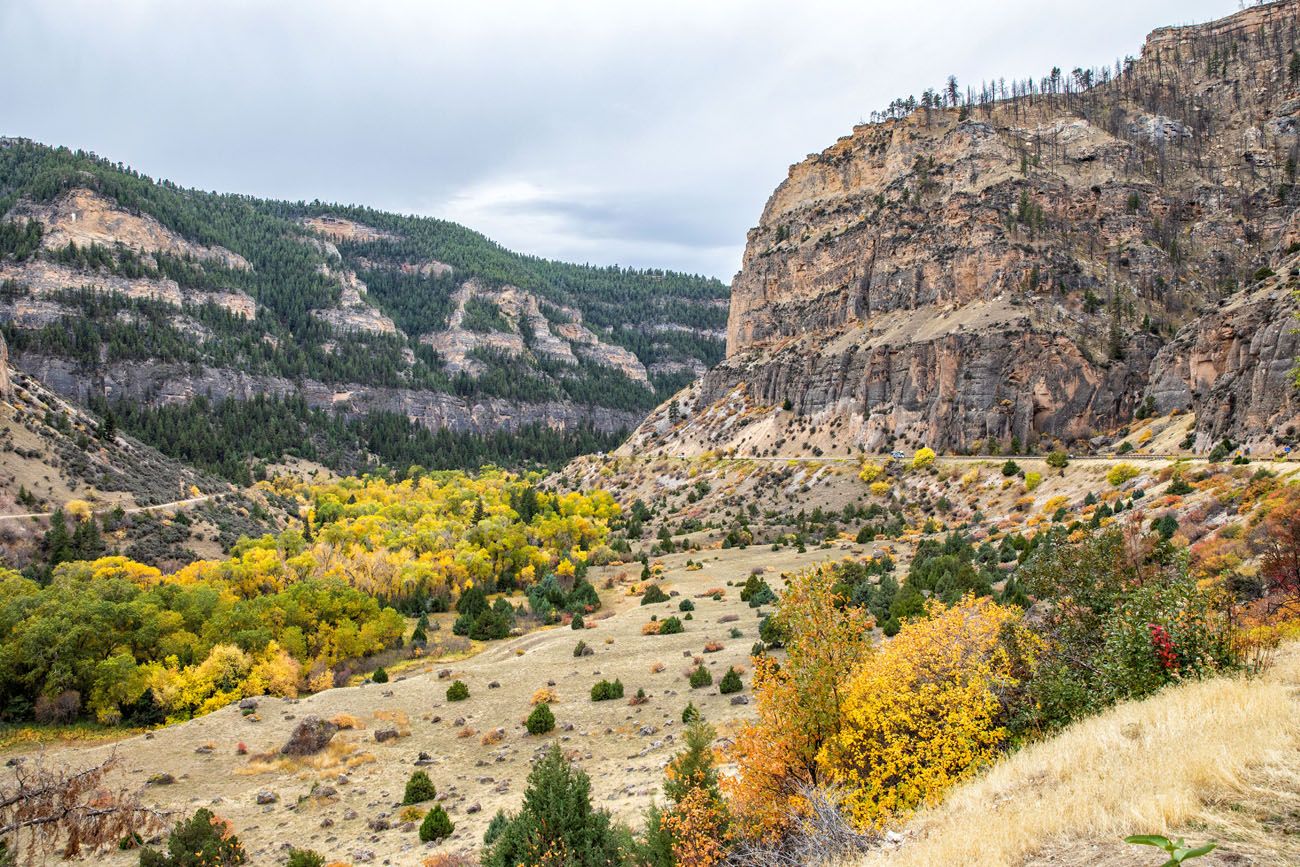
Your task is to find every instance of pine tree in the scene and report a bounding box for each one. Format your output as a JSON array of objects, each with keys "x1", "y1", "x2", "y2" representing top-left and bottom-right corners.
[{"x1": 482, "y1": 746, "x2": 626, "y2": 867}]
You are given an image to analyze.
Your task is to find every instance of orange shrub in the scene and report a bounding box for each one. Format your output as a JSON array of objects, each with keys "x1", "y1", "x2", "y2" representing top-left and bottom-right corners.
[{"x1": 724, "y1": 564, "x2": 872, "y2": 842}]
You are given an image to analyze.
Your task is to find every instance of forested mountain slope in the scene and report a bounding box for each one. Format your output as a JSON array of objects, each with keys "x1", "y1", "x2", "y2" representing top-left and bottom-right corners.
[{"x1": 0, "y1": 140, "x2": 728, "y2": 477}]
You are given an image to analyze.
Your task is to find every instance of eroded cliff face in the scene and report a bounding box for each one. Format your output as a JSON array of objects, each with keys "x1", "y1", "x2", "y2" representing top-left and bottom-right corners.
[
  {"x1": 11, "y1": 352, "x2": 641, "y2": 436},
  {"x1": 1147, "y1": 259, "x2": 1300, "y2": 451},
  {"x1": 643, "y1": 1, "x2": 1300, "y2": 456}
]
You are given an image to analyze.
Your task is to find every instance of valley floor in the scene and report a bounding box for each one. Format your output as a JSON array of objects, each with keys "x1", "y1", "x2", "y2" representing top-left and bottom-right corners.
[{"x1": 6, "y1": 542, "x2": 861, "y2": 866}]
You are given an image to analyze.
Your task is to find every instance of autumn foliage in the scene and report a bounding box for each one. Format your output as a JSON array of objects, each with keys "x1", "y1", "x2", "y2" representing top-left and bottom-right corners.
[
  {"x1": 824, "y1": 596, "x2": 1025, "y2": 829},
  {"x1": 723, "y1": 564, "x2": 872, "y2": 841}
]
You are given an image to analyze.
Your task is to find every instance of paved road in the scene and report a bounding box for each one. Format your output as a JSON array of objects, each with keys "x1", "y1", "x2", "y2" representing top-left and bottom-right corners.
[
  {"x1": 637, "y1": 453, "x2": 1283, "y2": 465},
  {"x1": 0, "y1": 493, "x2": 220, "y2": 522}
]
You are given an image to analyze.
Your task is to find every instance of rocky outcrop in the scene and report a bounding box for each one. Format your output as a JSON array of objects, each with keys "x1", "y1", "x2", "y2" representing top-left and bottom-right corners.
[
  {"x1": 302, "y1": 215, "x2": 397, "y2": 244},
  {"x1": 0, "y1": 330, "x2": 10, "y2": 401},
  {"x1": 13, "y1": 352, "x2": 641, "y2": 435},
  {"x1": 9, "y1": 188, "x2": 250, "y2": 270},
  {"x1": 0, "y1": 260, "x2": 256, "y2": 319},
  {"x1": 310, "y1": 266, "x2": 398, "y2": 335},
  {"x1": 647, "y1": 0, "x2": 1300, "y2": 455},
  {"x1": 423, "y1": 281, "x2": 651, "y2": 384},
  {"x1": 1147, "y1": 265, "x2": 1300, "y2": 450}
]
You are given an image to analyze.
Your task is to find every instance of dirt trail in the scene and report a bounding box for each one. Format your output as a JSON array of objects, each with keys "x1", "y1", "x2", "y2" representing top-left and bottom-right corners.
[{"x1": 0, "y1": 494, "x2": 220, "y2": 522}]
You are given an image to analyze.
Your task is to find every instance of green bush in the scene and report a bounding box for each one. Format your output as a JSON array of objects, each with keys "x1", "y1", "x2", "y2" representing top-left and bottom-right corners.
[
  {"x1": 526, "y1": 702, "x2": 556, "y2": 735},
  {"x1": 1001, "y1": 459, "x2": 1021, "y2": 477},
  {"x1": 678, "y1": 599, "x2": 695, "y2": 612},
  {"x1": 741, "y1": 574, "x2": 777, "y2": 608},
  {"x1": 1046, "y1": 450, "x2": 1069, "y2": 469},
  {"x1": 718, "y1": 667, "x2": 743, "y2": 694},
  {"x1": 285, "y1": 850, "x2": 325, "y2": 867},
  {"x1": 481, "y1": 746, "x2": 624, "y2": 867},
  {"x1": 573, "y1": 639, "x2": 590, "y2": 657},
  {"x1": 758, "y1": 614, "x2": 785, "y2": 647},
  {"x1": 419, "y1": 804, "x2": 454, "y2": 842},
  {"x1": 1014, "y1": 527, "x2": 1235, "y2": 734},
  {"x1": 590, "y1": 678, "x2": 624, "y2": 701},
  {"x1": 641, "y1": 584, "x2": 669, "y2": 605},
  {"x1": 1207, "y1": 438, "x2": 1233, "y2": 462},
  {"x1": 403, "y1": 770, "x2": 437, "y2": 805},
  {"x1": 571, "y1": 613, "x2": 585, "y2": 630},
  {"x1": 682, "y1": 701, "x2": 700, "y2": 724},
  {"x1": 446, "y1": 680, "x2": 470, "y2": 702},
  {"x1": 657, "y1": 616, "x2": 684, "y2": 635},
  {"x1": 688, "y1": 664, "x2": 712, "y2": 689},
  {"x1": 138, "y1": 808, "x2": 247, "y2": 867},
  {"x1": 371, "y1": 666, "x2": 388, "y2": 684}
]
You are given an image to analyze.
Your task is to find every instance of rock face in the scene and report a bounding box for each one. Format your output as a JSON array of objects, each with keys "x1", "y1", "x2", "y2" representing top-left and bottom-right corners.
[
  {"x1": 1147, "y1": 262, "x2": 1300, "y2": 450},
  {"x1": 11, "y1": 352, "x2": 643, "y2": 435},
  {"x1": 11, "y1": 187, "x2": 251, "y2": 270},
  {"x1": 0, "y1": 330, "x2": 10, "y2": 401},
  {"x1": 642, "y1": 1, "x2": 1300, "y2": 456},
  {"x1": 280, "y1": 715, "x2": 338, "y2": 756},
  {"x1": 422, "y1": 281, "x2": 650, "y2": 384}
]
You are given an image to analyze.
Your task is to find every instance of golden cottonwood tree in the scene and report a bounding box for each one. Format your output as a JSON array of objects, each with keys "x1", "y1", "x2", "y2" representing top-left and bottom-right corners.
[{"x1": 823, "y1": 595, "x2": 1025, "y2": 829}]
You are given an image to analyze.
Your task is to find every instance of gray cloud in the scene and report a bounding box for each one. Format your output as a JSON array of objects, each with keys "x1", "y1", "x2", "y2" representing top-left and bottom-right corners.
[{"x1": 0, "y1": 0, "x2": 1236, "y2": 279}]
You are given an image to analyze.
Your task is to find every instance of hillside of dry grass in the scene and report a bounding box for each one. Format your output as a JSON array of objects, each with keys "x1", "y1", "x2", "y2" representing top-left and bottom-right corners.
[{"x1": 852, "y1": 643, "x2": 1300, "y2": 867}]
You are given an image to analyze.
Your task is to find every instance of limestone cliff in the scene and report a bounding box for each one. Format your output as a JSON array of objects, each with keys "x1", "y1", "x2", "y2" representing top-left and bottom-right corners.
[{"x1": 640, "y1": 0, "x2": 1300, "y2": 457}]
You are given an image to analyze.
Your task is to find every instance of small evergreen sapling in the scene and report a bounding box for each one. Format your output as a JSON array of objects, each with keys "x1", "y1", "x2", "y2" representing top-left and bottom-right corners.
[
  {"x1": 419, "y1": 805, "x2": 454, "y2": 842},
  {"x1": 403, "y1": 770, "x2": 436, "y2": 805},
  {"x1": 526, "y1": 702, "x2": 555, "y2": 735}
]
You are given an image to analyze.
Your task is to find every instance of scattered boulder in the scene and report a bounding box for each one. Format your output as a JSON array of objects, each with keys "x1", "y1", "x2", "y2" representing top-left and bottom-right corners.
[
  {"x1": 256, "y1": 790, "x2": 279, "y2": 805},
  {"x1": 280, "y1": 715, "x2": 339, "y2": 756},
  {"x1": 374, "y1": 727, "x2": 400, "y2": 743},
  {"x1": 238, "y1": 697, "x2": 258, "y2": 711},
  {"x1": 147, "y1": 773, "x2": 176, "y2": 786}
]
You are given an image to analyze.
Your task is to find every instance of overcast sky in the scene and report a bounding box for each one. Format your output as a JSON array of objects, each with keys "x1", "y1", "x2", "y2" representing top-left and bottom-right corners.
[{"x1": 1, "y1": 0, "x2": 1238, "y2": 281}]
